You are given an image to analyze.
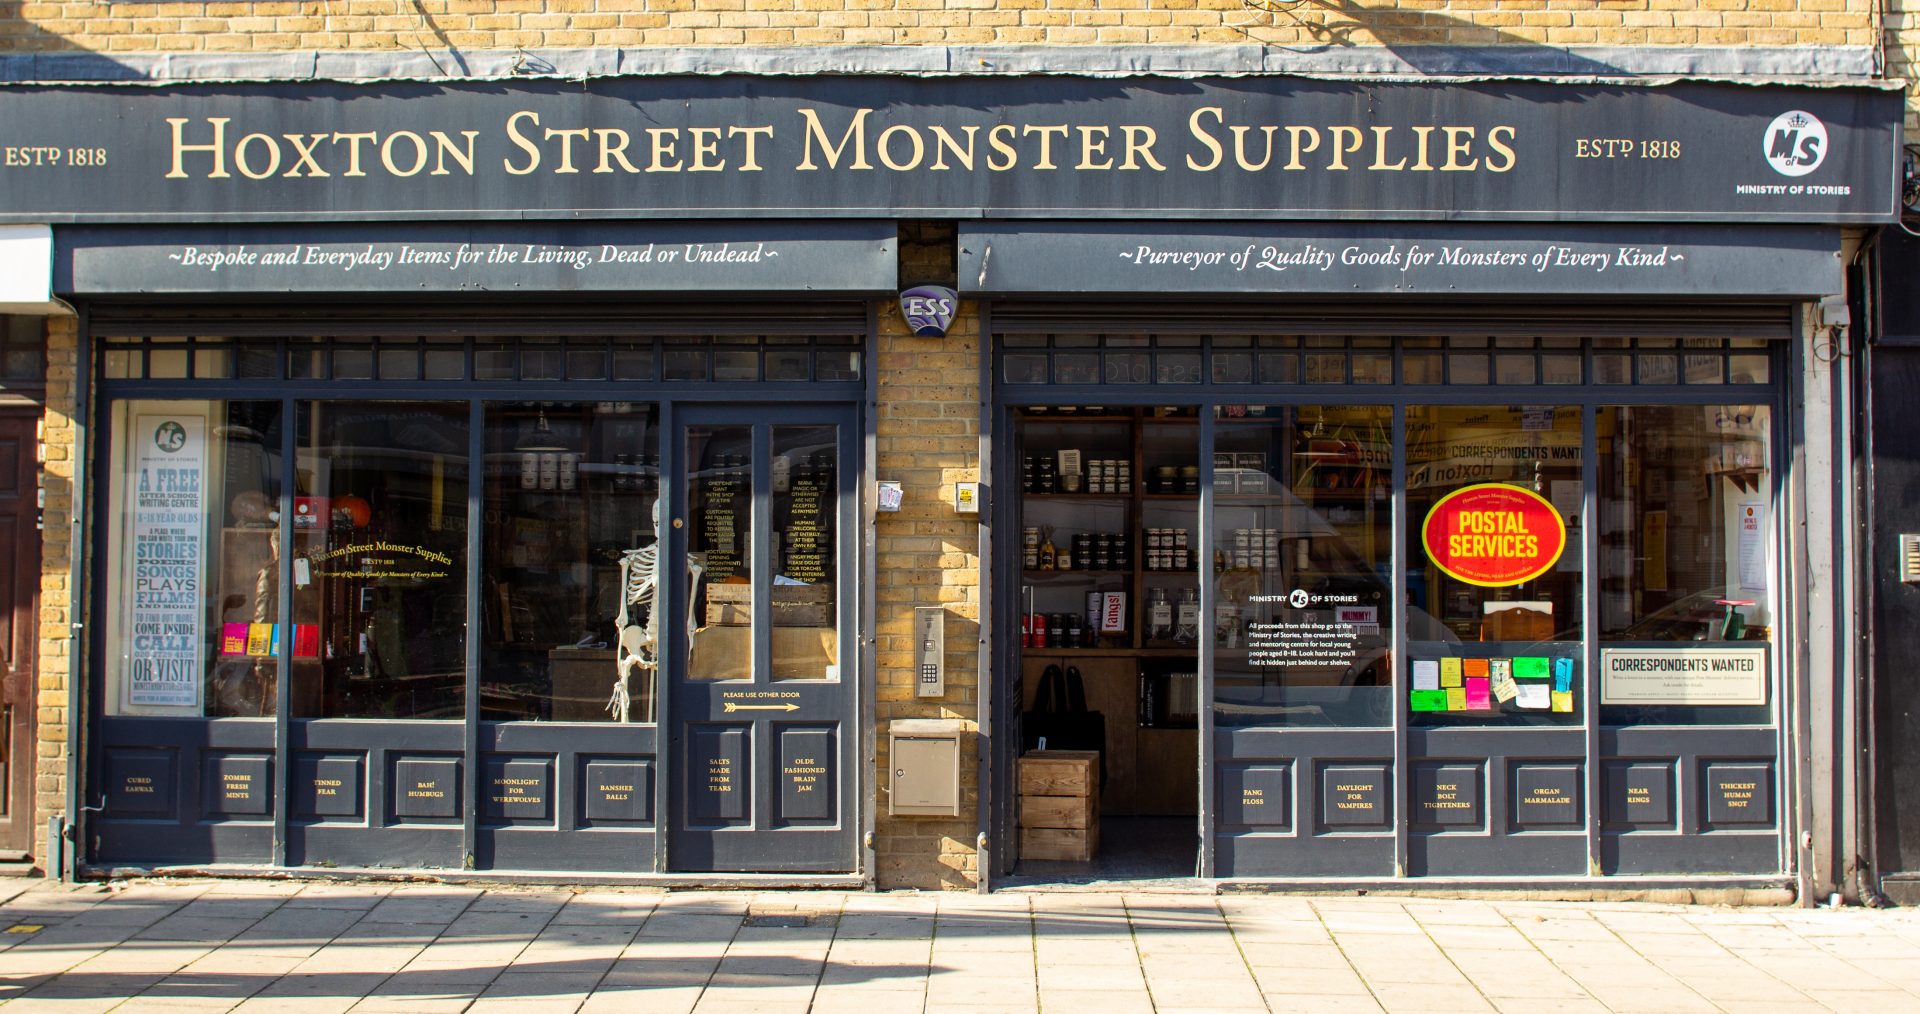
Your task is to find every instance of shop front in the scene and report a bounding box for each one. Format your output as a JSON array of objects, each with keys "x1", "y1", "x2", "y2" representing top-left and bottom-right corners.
[
  {"x1": 0, "y1": 71, "x2": 1899, "y2": 887},
  {"x1": 63, "y1": 222, "x2": 888, "y2": 877}
]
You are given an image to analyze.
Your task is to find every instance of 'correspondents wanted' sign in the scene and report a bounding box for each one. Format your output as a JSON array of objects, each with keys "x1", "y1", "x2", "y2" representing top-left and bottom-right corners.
[
  {"x1": 1600, "y1": 647, "x2": 1769, "y2": 707},
  {"x1": 123, "y1": 413, "x2": 207, "y2": 711}
]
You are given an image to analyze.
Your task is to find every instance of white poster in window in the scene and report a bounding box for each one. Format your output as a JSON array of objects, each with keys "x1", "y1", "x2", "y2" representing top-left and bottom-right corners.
[
  {"x1": 1737, "y1": 499, "x2": 1766, "y2": 592},
  {"x1": 125, "y1": 412, "x2": 207, "y2": 710},
  {"x1": 1601, "y1": 647, "x2": 1768, "y2": 706}
]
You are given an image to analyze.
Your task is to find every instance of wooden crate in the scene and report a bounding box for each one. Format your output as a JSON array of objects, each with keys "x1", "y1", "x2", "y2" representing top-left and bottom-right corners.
[{"x1": 1018, "y1": 750, "x2": 1100, "y2": 862}]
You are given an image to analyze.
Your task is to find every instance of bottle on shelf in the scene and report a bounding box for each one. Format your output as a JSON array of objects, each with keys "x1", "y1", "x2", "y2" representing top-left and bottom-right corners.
[
  {"x1": 1174, "y1": 588, "x2": 1200, "y2": 646},
  {"x1": 1148, "y1": 587, "x2": 1173, "y2": 642},
  {"x1": 1038, "y1": 526, "x2": 1057, "y2": 571}
]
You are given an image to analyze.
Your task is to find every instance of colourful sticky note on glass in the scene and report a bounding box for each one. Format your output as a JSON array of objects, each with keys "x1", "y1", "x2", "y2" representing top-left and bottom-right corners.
[
  {"x1": 1445, "y1": 687, "x2": 1468, "y2": 711},
  {"x1": 1440, "y1": 657, "x2": 1463, "y2": 681},
  {"x1": 1551, "y1": 690, "x2": 1575, "y2": 713},
  {"x1": 1515, "y1": 683, "x2": 1551, "y2": 710},
  {"x1": 1464, "y1": 677, "x2": 1492, "y2": 710},
  {"x1": 1553, "y1": 671, "x2": 1572, "y2": 693},
  {"x1": 1514, "y1": 656, "x2": 1550, "y2": 679},
  {"x1": 1553, "y1": 657, "x2": 1573, "y2": 680},
  {"x1": 1462, "y1": 658, "x2": 1490, "y2": 679},
  {"x1": 1413, "y1": 660, "x2": 1440, "y2": 691},
  {"x1": 1490, "y1": 658, "x2": 1513, "y2": 680},
  {"x1": 1492, "y1": 672, "x2": 1519, "y2": 703},
  {"x1": 1409, "y1": 689, "x2": 1448, "y2": 712}
]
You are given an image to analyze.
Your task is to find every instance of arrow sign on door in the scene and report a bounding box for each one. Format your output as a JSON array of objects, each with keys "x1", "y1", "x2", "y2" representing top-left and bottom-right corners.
[{"x1": 723, "y1": 702, "x2": 801, "y2": 713}]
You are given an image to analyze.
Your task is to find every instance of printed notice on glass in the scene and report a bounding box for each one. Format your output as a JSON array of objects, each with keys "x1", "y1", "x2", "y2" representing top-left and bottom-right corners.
[
  {"x1": 1737, "y1": 500, "x2": 1766, "y2": 592},
  {"x1": 1243, "y1": 590, "x2": 1370, "y2": 670},
  {"x1": 124, "y1": 412, "x2": 208, "y2": 710},
  {"x1": 1600, "y1": 647, "x2": 1768, "y2": 706}
]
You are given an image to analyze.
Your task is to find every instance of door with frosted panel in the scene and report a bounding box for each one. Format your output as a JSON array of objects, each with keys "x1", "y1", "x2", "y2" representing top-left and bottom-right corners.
[
  {"x1": 1211, "y1": 406, "x2": 1398, "y2": 876},
  {"x1": 666, "y1": 406, "x2": 859, "y2": 872}
]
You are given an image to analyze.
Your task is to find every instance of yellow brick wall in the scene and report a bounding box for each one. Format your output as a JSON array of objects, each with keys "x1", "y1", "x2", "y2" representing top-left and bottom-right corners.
[
  {"x1": 1891, "y1": 2, "x2": 1920, "y2": 136},
  {"x1": 0, "y1": 1, "x2": 1884, "y2": 53},
  {"x1": 872, "y1": 223, "x2": 980, "y2": 889},
  {"x1": 34, "y1": 315, "x2": 76, "y2": 874}
]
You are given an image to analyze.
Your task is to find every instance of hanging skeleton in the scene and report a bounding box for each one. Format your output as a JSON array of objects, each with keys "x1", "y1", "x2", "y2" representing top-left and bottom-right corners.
[{"x1": 610, "y1": 546, "x2": 658, "y2": 723}]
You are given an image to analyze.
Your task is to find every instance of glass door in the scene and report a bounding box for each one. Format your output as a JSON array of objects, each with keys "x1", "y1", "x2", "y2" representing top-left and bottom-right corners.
[
  {"x1": 665, "y1": 405, "x2": 858, "y2": 872},
  {"x1": 1210, "y1": 405, "x2": 1397, "y2": 876},
  {"x1": 1403, "y1": 404, "x2": 1587, "y2": 876}
]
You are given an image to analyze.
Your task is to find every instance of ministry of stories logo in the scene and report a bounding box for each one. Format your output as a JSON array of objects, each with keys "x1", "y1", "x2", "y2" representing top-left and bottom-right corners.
[
  {"x1": 1763, "y1": 110, "x2": 1827, "y2": 177},
  {"x1": 153, "y1": 421, "x2": 187, "y2": 453}
]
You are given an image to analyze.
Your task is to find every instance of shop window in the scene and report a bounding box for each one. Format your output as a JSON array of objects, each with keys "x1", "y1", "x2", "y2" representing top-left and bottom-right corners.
[
  {"x1": 481, "y1": 402, "x2": 661, "y2": 722},
  {"x1": 1599, "y1": 404, "x2": 1774, "y2": 726},
  {"x1": 686, "y1": 425, "x2": 753, "y2": 681},
  {"x1": 289, "y1": 401, "x2": 468, "y2": 719},
  {"x1": 104, "y1": 399, "x2": 285, "y2": 717},
  {"x1": 1406, "y1": 405, "x2": 1584, "y2": 727},
  {"x1": 1213, "y1": 405, "x2": 1395, "y2": 728},
  {"x1": 1, "y1": 317, "x2": 45, "y2": 382}
]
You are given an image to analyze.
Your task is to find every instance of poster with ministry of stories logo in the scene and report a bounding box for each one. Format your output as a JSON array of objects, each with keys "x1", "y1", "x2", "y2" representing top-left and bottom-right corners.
[{"x1": 124, "y1": 413, "x2": 207, "y2": 710}]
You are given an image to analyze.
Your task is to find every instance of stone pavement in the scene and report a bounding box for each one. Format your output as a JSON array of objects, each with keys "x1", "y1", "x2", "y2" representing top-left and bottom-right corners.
[{"x1": 1, "y1": 880, "x2": 1919, "y2": 1013}]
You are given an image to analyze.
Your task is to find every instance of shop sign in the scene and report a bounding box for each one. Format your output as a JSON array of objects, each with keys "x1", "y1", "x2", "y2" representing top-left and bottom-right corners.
[
  {"x1": 1600, "y1": 647, "x2": 1769, "y2": 706},
  {"x1": 960, "y1": 221, "x2": 1845, "y2": 298},
  {"x1": 123, "y1": 412, "x2": 207, "y2": 710},
  {"x1": 0, "y1": 77, "x2": 1897, "y2": 224},
  {"x1": 898, "y1": 285, "x2": 958, "y2": 337},
  {"x1": 56, "y1": 221, "x2": 897, "y2": 295},
  {"x1": 1421, "y1": 483, "x2": 1566, "y2": 588}
]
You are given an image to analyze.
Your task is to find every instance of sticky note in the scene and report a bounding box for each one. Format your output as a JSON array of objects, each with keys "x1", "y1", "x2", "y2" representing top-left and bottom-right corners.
[
  {"x1": 1553, "y1": 670, "x2": 1572, "y2": 693},
  {"x1": 1440, "y1": 657, "x2": 1463, "y2": 682},
  {"x1": 1515, "y1": 683, "x2": 1551, "y2": 710},
  {"x1": 1490, "y1": 659, "x2": 1513, "y2": 680},
  {"x1": 1551, "y1": 690, "x2": 1575, "y2": 713},
  {"x1": 1465, "y1": 677, "x2": 1492, "y2": 710},
  {"x1": 1553, "y1": 657, "x2": 1573, "y2": 680},
  {"x1": 1514, "y1": 656, "x2": 1550, "y2": 679},
  {"x1": 1409, "y1": 689, "x2": 1448, "y2": 712},
  {"x1": 1462, "y1": 658, "x2": 1490, "y2": 679},
  {"x1": 1413, "y1": 660, "x2": 1440, "y2": 691},
  {"x1": 1445, "y1": 687, "x2": 1468, "y2": 711},
  {"x1": 1492, "y1": 672, "x2": 1519, "y2": 703}
]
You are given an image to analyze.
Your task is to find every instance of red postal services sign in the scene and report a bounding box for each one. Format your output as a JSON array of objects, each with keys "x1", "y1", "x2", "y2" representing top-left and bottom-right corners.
[{"x1": 1422, "y1": 483, "x2": 1567, "y2": 587}]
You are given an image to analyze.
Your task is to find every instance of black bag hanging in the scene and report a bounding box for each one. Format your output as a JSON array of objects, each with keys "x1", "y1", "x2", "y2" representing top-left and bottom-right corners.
[{"x1": 1022, "y1": 664, "x2": 1107, "y2": 785}]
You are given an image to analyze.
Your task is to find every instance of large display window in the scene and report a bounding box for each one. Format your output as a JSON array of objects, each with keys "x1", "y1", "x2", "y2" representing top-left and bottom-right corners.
[
  {"x1": 1000, "y1": 330, "x2": 1788, "y2": 881},
  {"x1": 88, "y1": 324, "x2": 869, "y2": 874}
]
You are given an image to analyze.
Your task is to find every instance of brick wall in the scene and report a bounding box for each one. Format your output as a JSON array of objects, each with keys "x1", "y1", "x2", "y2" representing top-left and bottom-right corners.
[
  {"x1": 0, "y1": 1, "x2": 1883, "y2": 54},
  {"x1": 872, "y1": 222, "x2": 980, "y2": 889},
  {"x1": 34, "y1": 315, "x2": 76, "y2": 874},
  {"x1": 1890, "y1": 2, "x2": 1920, "y2": 135}
]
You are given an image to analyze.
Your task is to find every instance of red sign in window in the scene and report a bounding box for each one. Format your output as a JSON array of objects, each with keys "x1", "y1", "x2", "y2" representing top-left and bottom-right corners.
[{"x1": 1422, "y1": 483, "x2": 1567, "y2": 588}]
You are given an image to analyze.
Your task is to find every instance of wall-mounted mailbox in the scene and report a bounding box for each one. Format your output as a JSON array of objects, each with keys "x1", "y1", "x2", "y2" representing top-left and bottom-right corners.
[{"x1": 889, "y1": 718, "x2": 967, "y2": 817}]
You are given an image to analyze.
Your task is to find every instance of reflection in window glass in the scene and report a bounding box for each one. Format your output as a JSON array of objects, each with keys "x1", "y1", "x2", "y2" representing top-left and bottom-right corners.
[
  {"x1": 1213, "y1": 406, "x2": 1395, "y2": 728},
  {"x1": 482, "y1": 403, "x2": 660, "y2": 722},
  {"x1": 105, "y1": 400, "x2": 283, "y2": 717},
  {"x1": 1599, "y1": 405, "x2": 1773, "y2": 725},
  {"x1": 772, "y1": 426, "x2": 839, "y2": 681},
  {"x1": 1406, "y1": 405, "x2": 1582, "y2": 727},
  {"x1": 290, "y1": 402, "x2": 468, "y2": 718},
  {"x1": 687, "y1": 426, "x2": 754, "y2": 681}
]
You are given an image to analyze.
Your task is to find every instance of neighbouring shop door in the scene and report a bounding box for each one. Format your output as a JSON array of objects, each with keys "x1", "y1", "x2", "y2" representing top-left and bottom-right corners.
[
  {"x1": 666, "y1": 405, "x2": 859, "y2": 872},
  {"x1": 0, "y1": 409, "x2": 37, "y2": 857}
]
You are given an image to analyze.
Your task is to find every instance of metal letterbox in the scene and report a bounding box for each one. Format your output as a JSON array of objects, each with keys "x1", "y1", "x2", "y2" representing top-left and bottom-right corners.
[{"x1": 888, "y1": 719, "x2": 966, "y2": 817}]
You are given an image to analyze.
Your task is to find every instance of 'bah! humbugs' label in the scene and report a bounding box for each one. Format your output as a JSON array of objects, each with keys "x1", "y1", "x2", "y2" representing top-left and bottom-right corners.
[{"x1": 1421, "y1": 483, "x2": 1566, "y2": 587}]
